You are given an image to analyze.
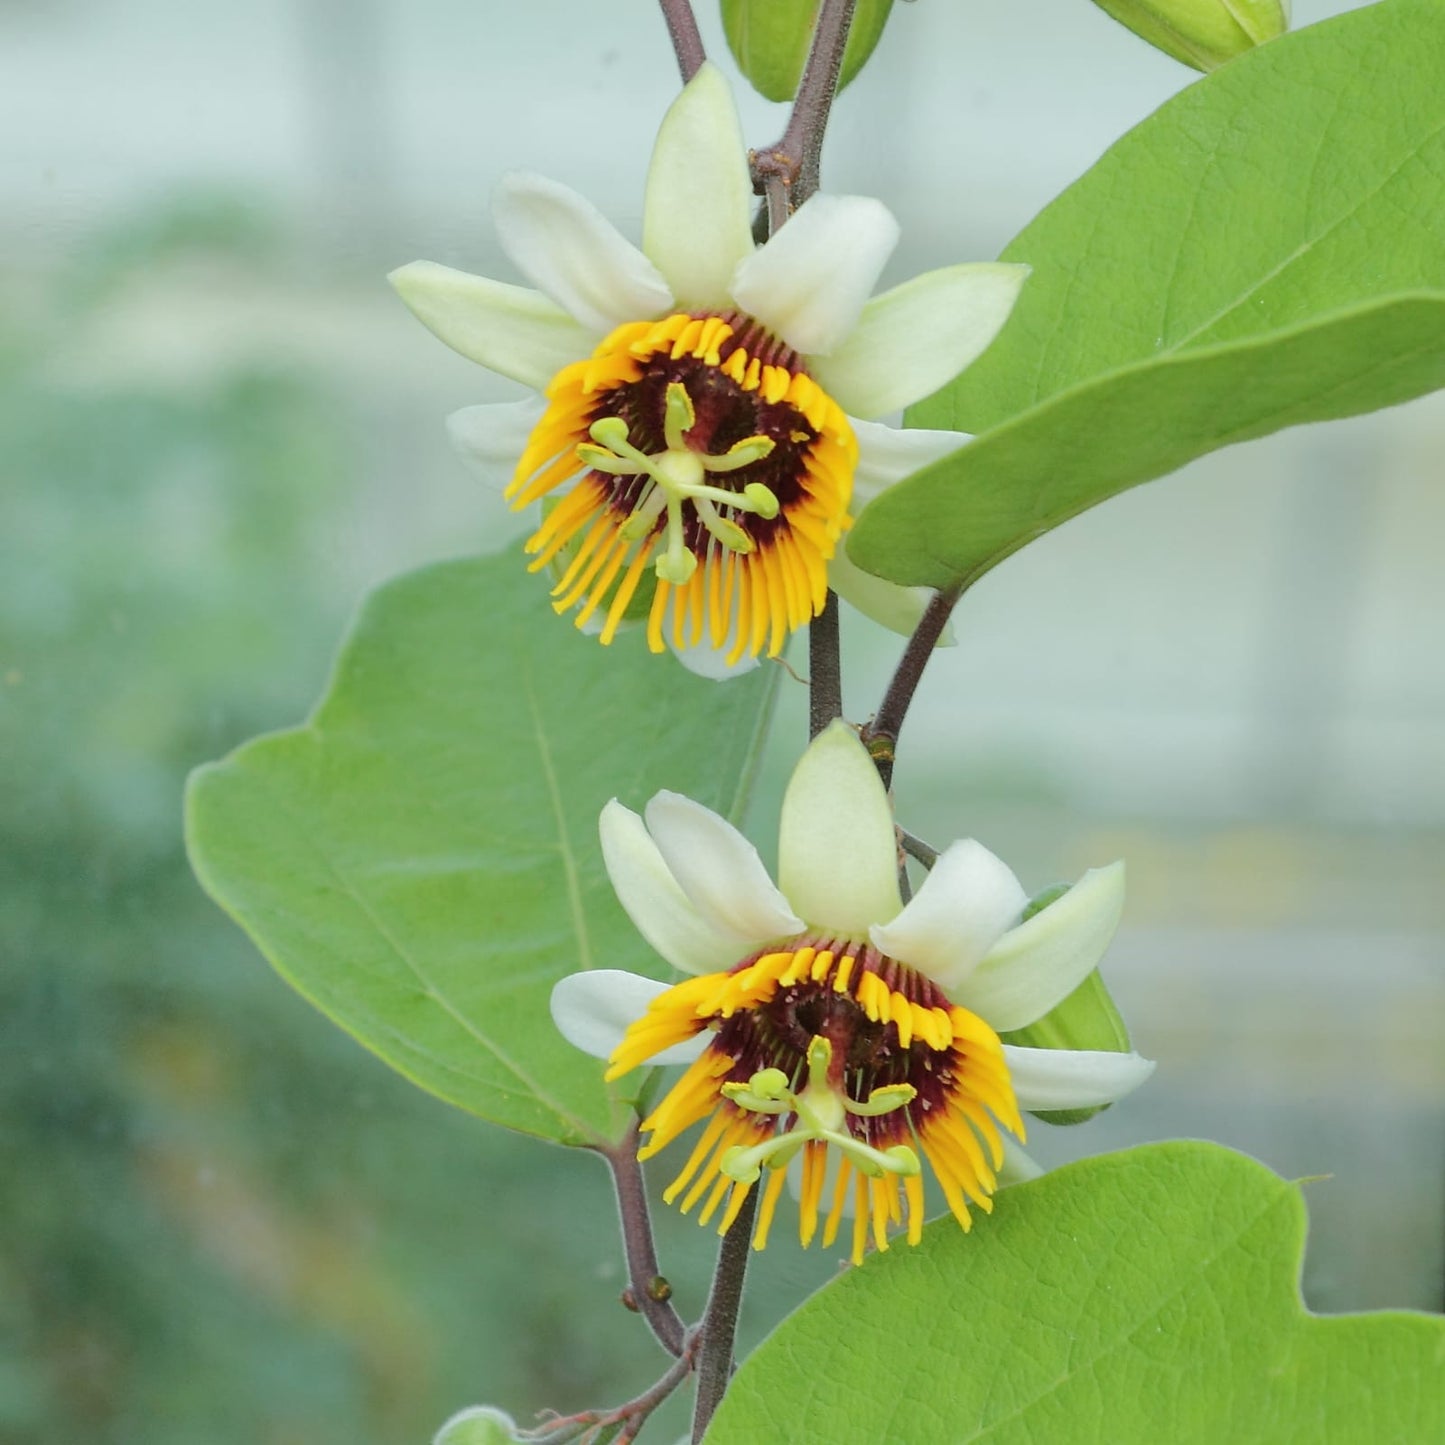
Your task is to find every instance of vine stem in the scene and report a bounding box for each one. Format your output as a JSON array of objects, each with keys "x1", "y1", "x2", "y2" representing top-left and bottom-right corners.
[
  {"x1": 809, "y1": 591, "x2": 843, "y2": 738},
  {"x1": 657, "y1": 0, "x2": 706, "y2": 81},
  {"x1": 603, "y1": 1127, "x2": 688, "y2": 1358},
  {"x1": 753, "y1": 0, "x2": 859, "y2": 207},
  {"x1": 689, "y1": 1188, "x2": 760, "y2": 1443},
  {"x1": 863, "y1": 584, "x2": 964, "y2": 790}
]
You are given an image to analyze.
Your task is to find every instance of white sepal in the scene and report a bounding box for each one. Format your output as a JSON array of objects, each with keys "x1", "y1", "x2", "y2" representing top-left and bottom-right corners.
[
  {"x1": 550, "y1": 969, "x2": 708, "y2": 1066},
  {"x1": 953, "y1": 861, "x2": 1126, "y2": 1032},
  {"x1": 730, "y1": 194, "x2": 900, "y2": 357},
  {"x1": 644, "y1": 792, "x2": 804, "y2": 945},
  {"x1": 493, "y1": 171, "x2": 673, "y2": 333},
  {"x1": 599, "y1": 800, "x2": 755, "y2": 975},
  {"x1": 869, "y1": 839, "x2": 1027, "y2": 994},
  {"x1": 777, "y1": 722, "x2": 902, "y2": 934},
  {"x1": 1004, "y1": 1045, "x2": 1155, "y2": 1111},
  {"x1": 666, "y1": 634, "x2": 761, "y2": 680},
  {"x1": 812, "y1": 262, "x2": 1029, "y2": 419},
  {"x1": 643, "y1": 63, "x2": 755, "y2": 310},
  {"x1": 996, "y1": 1139, "x2": 1045, "y2": 1188},
  {"x1": 850, "y1": 419, "x2": 971, "y2": 509},
  {"x1": 388, "y1": 261, "x2": 592, "y2": 391},
  {"x1": 827, "y1": 544, "x2": 947, "y2": 641},
  {"x1": 446, "y1": 398, "x2": 547, "y2": 491}
]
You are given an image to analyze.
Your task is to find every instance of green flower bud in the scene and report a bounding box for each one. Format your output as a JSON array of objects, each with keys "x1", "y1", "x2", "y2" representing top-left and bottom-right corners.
[
  {"x1": 434, "y1": 1406, "x2": 523, "y2": 1445},
  {"x1": 722, "y1": 0, "x2": 895, "y2": 104},
  {"x1": 1002, "y1": 883, "x2": 1133, "y2": 1126},
  {"x1": 1088, "y1": 0, "x2": 1289, "y2": 73}
]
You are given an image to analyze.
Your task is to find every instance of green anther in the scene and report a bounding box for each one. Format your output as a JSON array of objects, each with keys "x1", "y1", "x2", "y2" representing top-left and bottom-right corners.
[
  {"x1": 700, "y1": 435, "x2": 776, "y2": 474},
  {"x1": 708, "y1": 516, "x2": 755, "y2": 554},
  {"x1": 655, "y1": 549, "x2": 697, "y2": 585},
  {"x1": 663, "y1": 382, "x2": 696, "y2": 450},
  {"x1": 844, "y1": 1082, "x2": 917, "y2": 1117},
  {"x1": 576, "y1": 443, "x2": 643, "y2": 476},
  {"x1": 741, "y1": 482, "x2": 780, "y2": 518},
  {"x1": 720, "y1": 1145, "x2": 762, "y2": 1185},
  {"x1": 884, "y1": 1145, "x2": 922, "y2": 1177},
  {"x1": 589, "y1": 416, "x2": 631, "y2": 450},
  {"x1": 619, "y1": 512, "x2": 656, "y2": 542},
  {"x1": 750, "y1": 1068, "x2": 790, "y2": 1099}
]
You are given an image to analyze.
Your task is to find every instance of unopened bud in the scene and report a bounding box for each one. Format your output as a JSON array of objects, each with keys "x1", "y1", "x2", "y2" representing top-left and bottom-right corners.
[
  {"x1": 1089, "y1": 0, "x2": 1289, "y2": 72},
  {"x1": 434, "y1": 1405, "x2": 523, "y2": 1445},
  {"x1": 722, "y1": 0, "x2": 896, "y2": 103}
]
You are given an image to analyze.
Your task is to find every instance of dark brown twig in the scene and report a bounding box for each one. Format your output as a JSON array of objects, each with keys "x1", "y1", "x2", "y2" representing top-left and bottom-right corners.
[
  {"x1": 750, "y1": 0, "x2": 858, "y2": 209},
  {"x1": 657, "y1": 0, "x2": 706, "y2": 81},
  {"x1": 863, "y1": 584, "x2": 964, "y2": 790},
  {"x1": 689, "y1": 1188, "x2": 760, "y2": 1442},
  {"x1": 808, "y1": 591, "x2": 843, "y2": 739},
  {"x1": 603, "y1": 1127, "x2": 688, "y2": 1358}
]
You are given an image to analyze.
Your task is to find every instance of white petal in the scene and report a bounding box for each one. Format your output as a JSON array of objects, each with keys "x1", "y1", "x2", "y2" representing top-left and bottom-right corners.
[
  {"x1": 493, "y1": 171, "x2": 674, "y2": 333},
  {"x1": 997, "y1": 1139, "x2": 1044, "y2": 1188},
  {"x1": 869, "y1": 839, "x2": 1026, "y2": 993},
  {"x1": 644, "y1": 792, "x2": 803, "y2": 944},
  {"x1": 643, "y1": 63, "x2": 755, "y2": 310},
  {"x1": 1005, "y1": 1046, "x2": 1155, "y2": 1111},
  {"x1": 778, "y1": 721, "x2": 901, "y2": 934},
  {"x1": 600, "y1": 801, "x2": 755, "y2": 975},
  {"x1": 953, "y1": 861, "x2": 1126, "y2": 1032},
  {"x1": 446, "y1": 398, "x2": 547, "y2": 490},
  {"x1": 828, "y1": 539, "x2": 954, "y2": 643},
  {"x1": 812, "y1": 262, "x2": 1030, "y2": 419},
  {"x1": 389, "y1": 260, "x2": 592, "y2": 391},
  {"x1": 730, "y1": 194, "x2": 899, "y2": 357},
  {"x1": 850, "y1": 419, "x2": 972, "y2": 509},
  {"x1": 550, "y1": 970, "x2": 708, "y2": 1066},
  {"x1": 666, "y1": 634, "x2": 761, "y2": 680}
]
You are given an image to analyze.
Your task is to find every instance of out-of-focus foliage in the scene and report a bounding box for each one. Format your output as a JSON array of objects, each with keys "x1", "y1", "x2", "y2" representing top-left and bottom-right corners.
[{"x1": 0, "y1": 199, "x2": 809, "y2": 1444}]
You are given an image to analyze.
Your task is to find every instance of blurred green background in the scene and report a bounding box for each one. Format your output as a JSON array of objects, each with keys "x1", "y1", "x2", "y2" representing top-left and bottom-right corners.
[{"x1": 3, "y1": 2, "x2": 1440, "y2": 1442}]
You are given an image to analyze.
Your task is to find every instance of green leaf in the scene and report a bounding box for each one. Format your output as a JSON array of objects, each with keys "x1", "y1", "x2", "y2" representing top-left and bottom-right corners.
[
  {"x1": 721, "y1": 0, "x2": 894, "y2": 104},
  {"x1": 850, "y1": 0, "x2": 1445, "y2": 590},
  {"x1": 185, "y1": 553, "x2": 774, "y2": 1148},
  {"x1": 704, "y1": 1142, "x2": 1445, "y2": 1444}
]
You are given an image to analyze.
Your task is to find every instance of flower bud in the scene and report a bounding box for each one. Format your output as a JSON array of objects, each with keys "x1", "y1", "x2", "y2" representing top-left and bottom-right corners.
[
  {"x1": 1089, "y1": 0, "x2": 1289, "y2": 72},
  {"x1": 721, "y1": 0, "x2": 895, "y2": 103},
  {"x1": 434, "y1": 1406, "x2": 523, "y2": 1445},
  {"x1": 1002, "y1": 883, "x2": 1133, "y2": 1126}
]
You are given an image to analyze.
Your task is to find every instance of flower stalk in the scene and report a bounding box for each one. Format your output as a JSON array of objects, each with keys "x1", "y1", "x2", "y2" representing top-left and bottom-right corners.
[
  {"x1": 658, "y1": 0, "x2": 707, "y2": 82},
  {"x1": 865, "y1": 582, "x2": 964, "y2": 789},
  {"x1": 604, "y1": 1126, "x2": 688, "y2": 1358}
]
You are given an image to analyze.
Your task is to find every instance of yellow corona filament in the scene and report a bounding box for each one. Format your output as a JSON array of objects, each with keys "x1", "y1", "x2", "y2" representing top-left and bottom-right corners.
[
  {"x1": 505, "y1": 313, "x2": 856, "y2": 663},
  {"x1": 605, "y1": 940, "x2": 1021, "y2": 1264}
]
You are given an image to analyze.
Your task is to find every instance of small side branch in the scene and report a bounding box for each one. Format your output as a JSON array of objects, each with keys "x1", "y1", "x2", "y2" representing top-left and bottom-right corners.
[
  {"x1": 751, "y1": 0, "x2": 859, "y2": 211},
  {"x1": 863, "y1": 584, "x2": 964, "y2": 790},
  {"x1": 658, "y1": 0, "x2": 706, "y2": 81},
  {"x1": 604, "y1": 1128, "x2": 688, "y2": 1358}
]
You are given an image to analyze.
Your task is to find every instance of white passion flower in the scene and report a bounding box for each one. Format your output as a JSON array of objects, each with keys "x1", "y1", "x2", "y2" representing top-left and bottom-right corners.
[
  {"x1": 391, "y1": 64, "x2": 1027, "y2": 678},
  {"x1": 551, "y1": 723, "x2": 1154, "y2": 1265}
]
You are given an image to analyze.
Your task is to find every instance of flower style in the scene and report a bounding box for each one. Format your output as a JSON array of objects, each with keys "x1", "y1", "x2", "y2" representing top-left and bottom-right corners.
[
  {"x1": 551, "y1": 724, "x2": 1154, "y2": 1264},
  {"x1": 391, "y1": 64, "x2": 1027, "y2": 677}
]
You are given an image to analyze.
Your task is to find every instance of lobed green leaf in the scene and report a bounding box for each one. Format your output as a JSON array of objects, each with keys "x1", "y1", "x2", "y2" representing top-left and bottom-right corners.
[
  {"x1": 704, "y1": 1142, "x2": 1445, "y2": 1443},
  {"x1": 850, "y1": 0, "x2": 1445, "y2": 589},
  {"x1": 186, "y1": 553, "x2": 774, "y2": 1148}
]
